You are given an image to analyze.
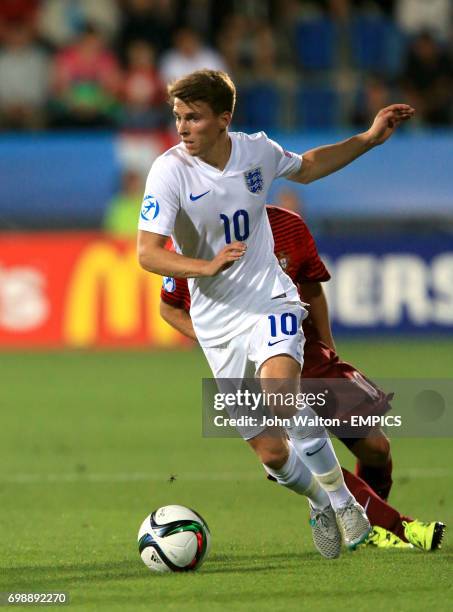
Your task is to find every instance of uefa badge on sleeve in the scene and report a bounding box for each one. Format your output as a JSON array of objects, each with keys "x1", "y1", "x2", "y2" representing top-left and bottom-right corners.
[
  {"x1": 244, "y1": 167, "x2": 264, "y2": 194},
  {"x1": 162, "y1": 277, "x2": 176, "y2": 293},
  {"x1": 140, "y1": 195, "x2": 160, "y2": 221}
]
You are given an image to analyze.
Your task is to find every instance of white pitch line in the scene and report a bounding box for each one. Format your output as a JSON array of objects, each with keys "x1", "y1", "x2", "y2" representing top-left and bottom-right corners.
[
  {"x1": 0, "y1": 468, "x2": 450, "y2": 484},
  {"x1": 0, "y1": 471, "x2": 261, "y2": 484}
]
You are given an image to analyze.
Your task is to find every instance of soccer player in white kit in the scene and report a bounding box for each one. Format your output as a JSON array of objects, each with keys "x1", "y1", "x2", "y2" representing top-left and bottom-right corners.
[{"x1": 137, "y1": 70, "x2": 415, "y2": 558}]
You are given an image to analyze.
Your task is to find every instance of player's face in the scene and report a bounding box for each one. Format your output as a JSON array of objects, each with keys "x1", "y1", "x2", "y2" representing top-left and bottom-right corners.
[{"x1": 173, "y1": 98, "x2": 230, "y2": 157}]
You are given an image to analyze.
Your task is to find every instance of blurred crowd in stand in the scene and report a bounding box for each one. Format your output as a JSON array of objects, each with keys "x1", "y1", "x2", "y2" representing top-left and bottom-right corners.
[{"x1": 0, "y1": 0, "x2": 452, "y2": 132}]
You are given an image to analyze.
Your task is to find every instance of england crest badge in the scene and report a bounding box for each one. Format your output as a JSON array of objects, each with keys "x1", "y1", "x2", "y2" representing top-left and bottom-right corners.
[{"x1": 244, "y1": 167, "x2": 264, "y2": 194}]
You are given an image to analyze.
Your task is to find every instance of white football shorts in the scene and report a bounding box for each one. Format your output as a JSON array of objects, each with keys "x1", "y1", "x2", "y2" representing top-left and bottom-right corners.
[{"x1": 202, "y1": 298, "x2": 307, "y2": 439}]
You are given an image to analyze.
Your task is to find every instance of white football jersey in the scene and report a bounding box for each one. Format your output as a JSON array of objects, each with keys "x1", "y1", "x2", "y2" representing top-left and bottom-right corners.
[{"x1": 139, "y1": 131, "x2": 302, "y2": 346}]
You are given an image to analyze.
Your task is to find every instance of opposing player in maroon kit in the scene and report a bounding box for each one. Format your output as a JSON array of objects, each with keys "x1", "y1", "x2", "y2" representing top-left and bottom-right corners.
[{"x1": 160, "y1": 205, "x2": 445, "y2": 551}]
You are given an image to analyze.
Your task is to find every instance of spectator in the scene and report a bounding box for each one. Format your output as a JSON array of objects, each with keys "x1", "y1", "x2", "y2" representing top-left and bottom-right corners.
[
  {"x1": 0, "y1": 0, "x2": 39, "y2": 39},
  {"x1": 117, "y1": 0, "x2": 180, "y2": 60},
  {"x1": 328, "y1": 0, "x2": 351, "y2": 21},
  {"x1": 351, "y1": 76, "x2": 393, "y2": 127},
  {"x1": 325, "y1": 1, "x2": 395, "y2": 16},
  {"x1": 0, "y1": 20, "x2": 50, "y2": 130},
  {"x1": 50, "y1": 23, "x2": 121, "y2": 128},
  {"x1": 179, "y1": 0, "x2": 214, "y2": 41},
  {"x1": 217, "y1": 13, "x2": 255, "y2": 76},
  {"x1": 275, "y1": 188, "x2": 304, "y2": 216},
  {"x1": 181, "y1": 0, "x2": 235, "y2": 44},
  {"x1": 395, "y1": 0, "x2": 451, "y2": 43},
  {"x1": 251, "y1": 23, "x2": 278, "y2": 79},
  {"x1": 38, "y1": 0, "x2": 120, "y2": 49},
  {"x1": 120, "y1": 40, "x2": 168, "y2": 130},
  {"x1": 401, "y1": 31, "x2": 453, "y2": 125},
  {"x1": 103, "y1": 169, "x2": 144, "y2": 237},
  {"x1": 159, "y1": 27, "x2": 227, "y2": 84}
]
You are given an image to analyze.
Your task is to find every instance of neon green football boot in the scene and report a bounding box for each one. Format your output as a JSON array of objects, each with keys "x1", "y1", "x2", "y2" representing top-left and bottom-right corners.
[
  {"x1": 403, "y1": 520, "x2": 446, "y2": 551},
  {"x1": 363, "y1": 526, "x2": 413, "y2": 549}
]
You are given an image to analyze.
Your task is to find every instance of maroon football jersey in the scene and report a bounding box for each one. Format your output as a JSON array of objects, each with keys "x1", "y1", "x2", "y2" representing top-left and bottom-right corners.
[{"x1": 266, "y1": 205, "x2": 330, "y2": 287}]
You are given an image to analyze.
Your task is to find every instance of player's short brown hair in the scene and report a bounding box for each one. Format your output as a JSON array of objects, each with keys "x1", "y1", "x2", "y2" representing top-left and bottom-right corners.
[{"x1": 167, "y1": 69, "x2": 236, "y2": 116}]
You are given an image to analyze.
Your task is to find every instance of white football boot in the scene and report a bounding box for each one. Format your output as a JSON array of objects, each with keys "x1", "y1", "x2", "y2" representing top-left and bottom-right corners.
[
  {"x1": 309, "y1": 503, "x2": 342, "y2": 559},
  {"x1": 336, "y1": 498, "x2": 372, "y2": 550}
]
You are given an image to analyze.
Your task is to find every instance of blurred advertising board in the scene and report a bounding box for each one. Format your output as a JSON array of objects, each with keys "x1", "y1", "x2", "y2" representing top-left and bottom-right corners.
[
  {"x1": 0, "y1": 233, "x2": 451, "y2": 348},
  {"x1": 318, "y1": 234, "x2": 453, "y2": 335},
  {"x1": 0, "y1": 233, "x2": 186, "y2": 348}
]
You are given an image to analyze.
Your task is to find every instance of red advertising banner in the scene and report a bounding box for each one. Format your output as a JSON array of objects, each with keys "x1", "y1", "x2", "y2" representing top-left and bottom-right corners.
[{"x1": 0, "y1": 233, "x2": 187, "y2": 348}]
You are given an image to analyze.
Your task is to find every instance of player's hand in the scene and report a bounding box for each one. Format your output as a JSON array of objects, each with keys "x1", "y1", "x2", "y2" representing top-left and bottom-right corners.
[
  {"x1": 366, "y1": 104, "x2": 415, "y2": 146},
  {"x1": 202, "y1": 242, "x2": 247, "y2": 276}
]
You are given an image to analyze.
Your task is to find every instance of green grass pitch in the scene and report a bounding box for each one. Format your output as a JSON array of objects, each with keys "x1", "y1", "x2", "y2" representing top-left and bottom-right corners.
[{"x1": 1, "y1": 340, "x2": 452, "y2": 611}]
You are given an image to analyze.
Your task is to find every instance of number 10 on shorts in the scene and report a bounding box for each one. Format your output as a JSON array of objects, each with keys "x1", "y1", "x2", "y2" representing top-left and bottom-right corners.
[{"x1": 268, "y1": 313, "x2": 298, "y2": 337}]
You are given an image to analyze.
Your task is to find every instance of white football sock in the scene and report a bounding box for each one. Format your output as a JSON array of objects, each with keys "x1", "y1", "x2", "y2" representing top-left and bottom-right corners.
[
  {"x1": 315, "y1": 466, "x2": 352, "y2": 510},
  {"x1": 286, "y1": 407, "x2": 352, "y2": 510},
  {"x1": 263, "y1": 442, "x2": 330, "y2": 510}
]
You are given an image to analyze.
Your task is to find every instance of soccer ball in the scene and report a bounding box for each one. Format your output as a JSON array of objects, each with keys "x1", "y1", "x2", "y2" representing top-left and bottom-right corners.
[{"x1": 138, "y1": 505, "x2": 211, "y2": 572}]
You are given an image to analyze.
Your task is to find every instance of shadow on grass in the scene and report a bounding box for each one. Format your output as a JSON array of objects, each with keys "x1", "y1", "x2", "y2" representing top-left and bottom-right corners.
[
  {"x1": 203, "y1": 551, "x2": 319, "y2": 573},
  {"x1": 1, "y1": 560, "x2": 143, "y2": 589},
  {"x1": 2, "y1": 550, "x2": 320, "y2": 588}
]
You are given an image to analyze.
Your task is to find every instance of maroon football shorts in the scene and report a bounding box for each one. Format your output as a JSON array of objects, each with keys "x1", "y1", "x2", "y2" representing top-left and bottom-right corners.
[{"x1": 301, "y1": 340, "x2": 393, "y2": 447}]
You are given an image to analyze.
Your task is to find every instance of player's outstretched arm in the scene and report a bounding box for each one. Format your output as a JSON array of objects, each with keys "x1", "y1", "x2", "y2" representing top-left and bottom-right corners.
[
  {"x1": 300, "y1": 281, "x2": 335, "y2": 351},
  {"x1": 289, "y1": 104, "x2": 415, "y2": 185},
  {"x1": 138, "y1": 230, "x2": 247, "y2": 278}
]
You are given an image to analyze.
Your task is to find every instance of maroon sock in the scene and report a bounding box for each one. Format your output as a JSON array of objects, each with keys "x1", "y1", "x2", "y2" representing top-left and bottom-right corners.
[
  {"x1": 343, "y1": 468, "x2": 412, "y2": 541},
  {"x1": 356, "y1": 457, "x2": 393, "y2": 500}
]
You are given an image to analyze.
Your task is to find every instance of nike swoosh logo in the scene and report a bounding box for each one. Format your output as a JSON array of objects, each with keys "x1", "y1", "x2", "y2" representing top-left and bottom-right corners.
[
  {"x1": 305, "y1": 440, "x2": 327, "y2": 456},
  {"x1": 267, "y1": 339, "x2": 289, "y2": 347},
  {"x1": 189, "y1": 190, "x2": 210, "y2": 201}
]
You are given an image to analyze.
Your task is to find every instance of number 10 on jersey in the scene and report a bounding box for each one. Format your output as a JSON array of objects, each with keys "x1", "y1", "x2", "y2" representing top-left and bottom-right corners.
[{"x1": 220, "y1": 210, "x2": 250, "y2": 243}]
